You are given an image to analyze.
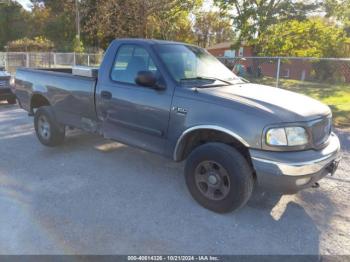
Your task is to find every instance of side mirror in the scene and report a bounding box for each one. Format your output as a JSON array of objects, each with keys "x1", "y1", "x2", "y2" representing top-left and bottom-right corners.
[{"x1": 135, "y1": 71, "x2": 165, "y2": 90}]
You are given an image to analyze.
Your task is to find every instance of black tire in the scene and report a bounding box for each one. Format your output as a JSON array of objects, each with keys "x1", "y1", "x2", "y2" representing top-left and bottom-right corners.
[
  {"x1": 7, "y1": 97, "x2": 16, "y2": 104},
  {"x1": 185, "y1": 143, "x2": 254, "y2": 213},
  {"x1": 34, "y1": 106, "x2": 65, "y2": 147}
]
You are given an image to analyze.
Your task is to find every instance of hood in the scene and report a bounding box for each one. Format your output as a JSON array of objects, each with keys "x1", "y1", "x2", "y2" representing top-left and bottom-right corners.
[
  {"x1": 202, "y1": 83, "x2": 331, "y2": 122},
  {"x1": 0, "y1": 71, "x2": 10, "y2": 79}
]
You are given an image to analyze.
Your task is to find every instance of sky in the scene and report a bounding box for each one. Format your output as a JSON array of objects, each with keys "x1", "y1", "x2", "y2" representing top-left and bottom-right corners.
[
  {"x1": 15, "y1": 0, "x2": 33, "y2": 10},
  {"x1": 203, "y1": 0, "x2": 213, "y2": 11}
]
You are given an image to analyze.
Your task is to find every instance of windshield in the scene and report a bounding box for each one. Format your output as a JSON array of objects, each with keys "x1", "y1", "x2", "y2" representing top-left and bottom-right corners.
[{"x1": 154, "y1": 44, "x2": 241, "y2": 86}]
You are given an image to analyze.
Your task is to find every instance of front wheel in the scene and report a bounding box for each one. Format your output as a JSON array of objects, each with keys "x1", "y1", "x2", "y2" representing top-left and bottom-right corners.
[
  {"x1": 185, "y1": 143, "x2": 254, "y2": 213},
  {"x1": 34, "y1": 106, "x2": 65, "y2": 147}
]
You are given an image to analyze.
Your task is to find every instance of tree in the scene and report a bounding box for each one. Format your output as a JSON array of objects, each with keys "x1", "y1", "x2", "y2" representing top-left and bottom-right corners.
[
  {"x1": 81, "y1": 0, "x2": 143, "y2": 49},
  {"x1": 72, "y1": 36, "x2": 84, "y2": 53},
  {"x1": 324, "y1": 0, "x2": 350, "y2": 36},
  {"x1": 138, "y1": 0, "x2": 201, "y2": 39},
  {"x1": 30, "y1": 0, "x2": 77, "y2": 51},
  {"x1": 257, "y1": 18, "x2": 349, "y2": 57},
  {"x1": 146, "y1": 0, "x2": 202, "y2": 43},
  {"x1": 214, "y1": 0, "x2": 318, "y2": 52},
  {"x1": 28, "y1": 4, "x2": 51, "y2": 39},
  {"x1": 81, "y1": 0, "x2": 202, "y2": 49},
  {"x1": 0, "y1": 1, "x2": 30, "y2": 50},
  {"x1": 194, "y1": 10, "x2": 234, "y2": 48},
  {"x1": 79, "y1": 0, "x2": 100, "y2": 48}
]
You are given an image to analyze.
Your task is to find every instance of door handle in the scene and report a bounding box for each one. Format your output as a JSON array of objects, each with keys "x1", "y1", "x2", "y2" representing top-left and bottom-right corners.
[{"x1": 101, "y1": 91, "x2": 112, "y2": 100}]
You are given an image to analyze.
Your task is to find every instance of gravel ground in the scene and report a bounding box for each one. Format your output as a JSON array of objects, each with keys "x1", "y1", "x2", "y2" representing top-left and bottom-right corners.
[{"x1": 0, "y1": 103, "x2": 349, "y2": 255}]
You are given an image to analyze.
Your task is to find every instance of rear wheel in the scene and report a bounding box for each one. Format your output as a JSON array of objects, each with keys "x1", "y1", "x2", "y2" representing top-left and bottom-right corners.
[
  {"x1": 185, "y1": 143, "x2": 254, "y2": 213},
  {"x1": 34, "y1": 106, "x2": 65, "y2": 146}
]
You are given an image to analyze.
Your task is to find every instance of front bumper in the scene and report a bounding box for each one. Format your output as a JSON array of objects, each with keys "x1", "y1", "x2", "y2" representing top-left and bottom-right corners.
[{"x1": 250, "y1": 133, "x2": 341, "y2": 193}]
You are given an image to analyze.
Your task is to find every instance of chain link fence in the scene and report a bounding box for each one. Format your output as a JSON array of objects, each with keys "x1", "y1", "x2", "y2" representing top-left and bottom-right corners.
[
  {"x1": 218, "y1": 56, "x2": 350, "y2": 127},
  {"x1": 0, "y1": 52, "x2": 104, "y2": 74}
]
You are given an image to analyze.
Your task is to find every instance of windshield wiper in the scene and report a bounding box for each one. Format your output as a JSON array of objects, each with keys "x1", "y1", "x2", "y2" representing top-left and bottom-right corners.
[
  {"x1": 180, "y1": 76, "x2": 233, "y2": 85},
  {"x1": 239, "y1": 77, "x2": 250, "y2": 83}
]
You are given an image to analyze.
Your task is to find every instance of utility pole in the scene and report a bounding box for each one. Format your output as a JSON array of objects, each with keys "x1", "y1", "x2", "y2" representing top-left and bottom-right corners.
[{"x1": 75, "y1": 0, "x2": 80, "y2": 40}]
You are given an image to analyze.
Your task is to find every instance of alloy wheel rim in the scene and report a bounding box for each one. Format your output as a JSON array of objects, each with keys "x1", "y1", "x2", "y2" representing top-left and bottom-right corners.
[{"x1": 38, "y1": 115, "x2": 50, "y2": 140}]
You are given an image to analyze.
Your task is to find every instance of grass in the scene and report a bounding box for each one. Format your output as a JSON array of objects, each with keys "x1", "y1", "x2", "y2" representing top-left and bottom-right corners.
[{"x1": 247, "y1": 77, "x2": 350, "y2": 127}]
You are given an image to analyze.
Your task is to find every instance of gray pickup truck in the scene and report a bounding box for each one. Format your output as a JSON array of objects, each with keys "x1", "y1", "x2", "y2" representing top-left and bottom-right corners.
[{"x1": 15, "y1": 39, "x2": 341, "y2": 213}]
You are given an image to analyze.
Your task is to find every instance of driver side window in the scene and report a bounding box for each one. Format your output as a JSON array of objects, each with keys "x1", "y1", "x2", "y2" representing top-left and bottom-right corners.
[{"x1": 111, "y1": 45, "x2": 158, "y2": 85}]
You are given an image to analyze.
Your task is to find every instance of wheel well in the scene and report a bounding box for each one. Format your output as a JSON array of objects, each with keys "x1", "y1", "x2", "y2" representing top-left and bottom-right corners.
[
  {"x1": 175, "y1": 129, "x2": 255, "y2": 176},
  {"x1": 31, "y1": 94, "x2": 50, "y2": 112}
]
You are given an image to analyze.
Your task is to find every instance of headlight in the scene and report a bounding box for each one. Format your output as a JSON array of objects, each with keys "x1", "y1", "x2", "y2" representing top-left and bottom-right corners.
[
  {"x1": 285, "y1": 127, "x2": 308, "y2": 146},
  {"x1": 266, "y1": 127, "x2": 308, "y2": 146},
  {"x1": 10, "y1": 77, "x2": 15, "y2": 86},
  {"x1": 266, "y1": 128, "x2": 287, "y2": 146}
]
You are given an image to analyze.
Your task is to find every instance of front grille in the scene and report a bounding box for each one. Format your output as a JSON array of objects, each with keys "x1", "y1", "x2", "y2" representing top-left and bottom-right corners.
[
  {"x1": 311, "y1": 117, "x2": 332, "y2": 147},
  {"x1": 0, "y1": 79, "x2": 8, "y2": 88}
]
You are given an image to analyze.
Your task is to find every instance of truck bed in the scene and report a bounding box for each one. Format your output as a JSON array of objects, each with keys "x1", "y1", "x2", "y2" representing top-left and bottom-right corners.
[{"x1": 15, "y1": 67, "x2": 99, "y2": 130}]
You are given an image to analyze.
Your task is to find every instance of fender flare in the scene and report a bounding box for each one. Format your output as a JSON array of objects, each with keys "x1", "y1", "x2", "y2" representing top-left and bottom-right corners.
[
  {"x1": 173, "y1": 125, "x2": 250, "y2": 161},
  {"x1": 30, "y1": 91, "x2": 50, "y2": 111}
]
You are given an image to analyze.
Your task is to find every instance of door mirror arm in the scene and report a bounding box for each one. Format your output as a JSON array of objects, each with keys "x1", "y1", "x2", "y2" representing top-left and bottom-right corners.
[{"x1": 154, "y1": 81, "x2": 166, "y2": 91}]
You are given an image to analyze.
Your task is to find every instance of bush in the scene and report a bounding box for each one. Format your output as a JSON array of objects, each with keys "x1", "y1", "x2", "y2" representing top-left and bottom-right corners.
[
  {"x1": 72, "y1": 36, "x2": 84, "y2": 53},
  {"x1": 6, "y1": 37, "x2": 54, "y2": 52}
]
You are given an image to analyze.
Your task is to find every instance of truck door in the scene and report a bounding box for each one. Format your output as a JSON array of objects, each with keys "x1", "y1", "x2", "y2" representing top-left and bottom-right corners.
[{"x1": 96, "y1": 44, "x2": 173, "y2": 155}]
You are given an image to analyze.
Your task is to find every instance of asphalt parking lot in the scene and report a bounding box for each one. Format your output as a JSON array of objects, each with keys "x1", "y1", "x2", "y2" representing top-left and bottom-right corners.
[{"x1": 0, "y1": 103, "x2": 349, "y2": 255}]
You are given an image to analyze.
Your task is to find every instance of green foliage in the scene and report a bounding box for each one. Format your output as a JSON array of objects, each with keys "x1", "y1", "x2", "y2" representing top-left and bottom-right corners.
[
  {"x1": 324, "y1": 0, "x2": 350, "y2": 36},
  {"x1": 81, "y1": 0, "x2": 202, "y2": 49},
  {"x1": 0, "y1": 1, "x2": 30, "y2": 51},
  {"x1": 257, "y1": 18, "x2": 349, "y2": 57},
  {"x1": 1, "y1": 0, "x2": 349, "y2": 58},
  {"x1": 7, "y1": 36, "x2": 54, "y2": 51},
  {"x1": 214, "y1": 0, "x2": 318, "y2": 50},
  {"x1": 72, "y1": 36, "x2": 84, "y2": 53},
  {"x1": 194, "y1": 10, "x2": 235, "y2": 48},
  {"x1": 257, "y1": 18, "x2": 350, "y2": 84},
  {"x1": 81, "y1": 0, "x2": 143, "y2": 49},
  {"x1": 21, "y1": 0, "x2": 77, "y2": 51},
  {"x1": 146, "y1": 0, "x2": 202, "y2": 43}
]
